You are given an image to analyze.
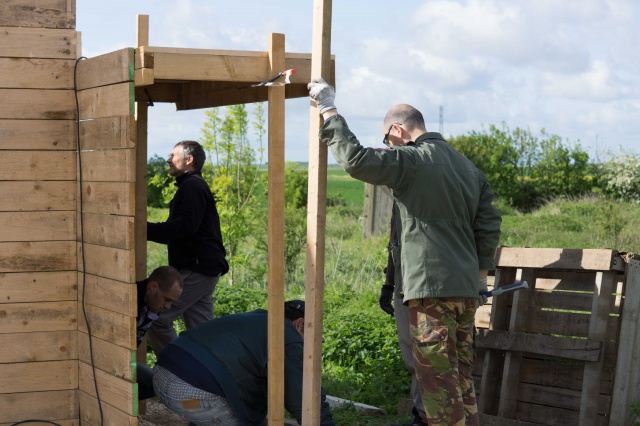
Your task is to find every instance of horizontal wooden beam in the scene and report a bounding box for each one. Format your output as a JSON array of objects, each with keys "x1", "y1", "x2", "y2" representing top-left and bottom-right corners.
[
  {"x1": 0, "y1": 390, "x2": 78, "y2": 424},
  {"x1": 79, "y1": 390, "x2": 137, "y2": 426},
  {"x1": 0, "y1": 271, "x2": 76, "y2": 304},
  {"x1": 0, "y1": 300, "x2": 77, "y2": 333},
  {"x1": 0, "y1": 0, "x2": 76, "y2": 29},
  {"x1": 77, "y1": 213, "x2": 135, "y2": 250},
  {"x1": 0, "y1": 360, "x2": 77, "y2": 393},
  {"x1": 0, "y1": 151, "x2": 76, "y2": 181},
  {"x1": 0, "y1": 181, "x2": 75, "y2": 212},
  {"x1": 0, "y1": 58, "x2": 73, "y2": 89},
  {"x1": 78, "y1": 149, "x2": 135, "y2": 182},
  {"x1": 0, "y1": 119, "x2": 75, "y2": 150},
  {"x1": 78, "y1": 272, "x2": 135, "y2": 317},
  {"x1": 495, "y1": 247, "x2": 625, "y2": 272},
  {"x1": 0, "y1": 240, "x2": 76, "y2": 272},
  {"x1": 76, "y1": 301, "x2": 135, "y2": 349},
  {"x1": 0, "y1": 211, "x2": 75, "y2": 242},
  {"x1": 75, "y1": 48, "x2": 133, "y2": 91},
  {"x1": 78, "y1": 331, "x2": 136, "y2": 381},
  {"x1": 0, "y1": 27, "x2": 77, "y2": 59},
  {"x1": 79, "y1": 181, "x2": 135, "y2": 216},
  {"x1": 77, "y1": 242, "x2": 135, "y2": 283},
  {"x1": 476, "y1": 329, "x2": 602, "y2": 362},
  {"x1": 0, "y1": 330, "x2": 77, "y2": 363},
  {"x1": 77, "y1": 83, "x2": 134, "y2": 120},
  {"x1": 79, "y1": 115, "x2": 135, "y2": 150},
  {"x1": 0, "y1": 88, "x2": 74, "y2": 120},
  {"x1": 79, "y1": 361, "x2": 136, "y2": 416}
]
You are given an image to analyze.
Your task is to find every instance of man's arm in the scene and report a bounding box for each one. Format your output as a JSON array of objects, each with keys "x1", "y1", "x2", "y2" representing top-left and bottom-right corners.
[
  {"x1": 473, "y1": 177, "x2": 502, "y2": 271},
  {"x1": 147, "y1": 183, "x2": 209, "y2": 242}
]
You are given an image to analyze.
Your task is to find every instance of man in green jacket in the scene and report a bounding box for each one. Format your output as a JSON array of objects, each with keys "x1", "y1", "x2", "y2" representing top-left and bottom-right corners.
[
  {"x1": 152, "y1": 300, "x2": 335, "y2": 426},
  {"x1": 308, "y1": 78, "x2": 502, "y2": 426}
]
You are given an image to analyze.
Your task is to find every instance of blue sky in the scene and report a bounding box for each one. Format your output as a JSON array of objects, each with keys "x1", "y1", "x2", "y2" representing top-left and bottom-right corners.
[{"x1": 77, "y1": 0, "x2": 640, "y2": 163}]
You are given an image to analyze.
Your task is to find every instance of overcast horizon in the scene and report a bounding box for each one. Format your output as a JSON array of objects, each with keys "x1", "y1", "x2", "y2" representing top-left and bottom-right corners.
[{"x1": 78, "y1": 0, "x2": 639, "y2": 164}]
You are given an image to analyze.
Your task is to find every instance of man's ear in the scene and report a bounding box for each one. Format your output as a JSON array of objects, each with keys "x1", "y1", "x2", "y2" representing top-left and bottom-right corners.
[{"x1": 147, "y1": 280, "x2": 159, "y2": 294}]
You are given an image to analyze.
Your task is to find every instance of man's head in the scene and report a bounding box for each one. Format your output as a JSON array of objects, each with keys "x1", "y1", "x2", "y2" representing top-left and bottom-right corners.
[
  {"x1": 145, "y1": 266, "x2": 183, "y2": 314},
  {"x1": 382, "y1": 104, "x2": 427, "y2": 147},
  {"x1": 167, "y1": 141, "x2": 206, "y2": 177},
  {"x1": 285, "y1": 300, "x2": 305, "y2": 338}
]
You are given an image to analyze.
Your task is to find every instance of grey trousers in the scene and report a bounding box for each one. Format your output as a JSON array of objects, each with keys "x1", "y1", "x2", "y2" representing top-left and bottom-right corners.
[
  {"x1": 395, "y1": 292, "x2": 426, "y2": 419},
  {"x1": 148, "y1": 269, "x2": 221, "y2": 355}
]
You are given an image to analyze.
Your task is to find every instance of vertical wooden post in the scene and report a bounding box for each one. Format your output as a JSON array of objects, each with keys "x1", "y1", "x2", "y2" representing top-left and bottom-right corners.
[
  {"x1": 135, "y1": 13, "x2": 149, "y2": 415},
  {"x1": 303, "y1": 1, "x2": 332, "y2": 425},
  {"x1": 267, "y1": 32, "x2": 286, "y2": 426}
]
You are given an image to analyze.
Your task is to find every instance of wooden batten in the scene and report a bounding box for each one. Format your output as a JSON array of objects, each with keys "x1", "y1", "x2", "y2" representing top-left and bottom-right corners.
[
  {"x1": 77, "y1": 213, "x2": 135, "y2": 250},
  {"x1": 0, "y1": 240, "x2": 76, "y2": 272},
  {"x1": 0, "y1": 88, "x2": 74, "y2": 120},
  {"x1": 0, "y1": 151, "x2": 76, "y2": 181},
  {"x1": 78, "y1": 391, "x2": 138, "y2": 426},
  {"x1": 0, "y1": 181, "x2": 75, "y2": 211},
  {"x1": 0, "y1": 390, "x2": 78, "y2": 425},
  {"x1": 0, "y1": 330, "x2": 77, "y2": 363},
  {"x1": 495, "y1": 247, "x2": 625, "y2": 272},
  {"x1": 0, "y1": 360, "x2": 78, "y2": 393},
  {"x1": 75, "y1": 48, "x2": 134, "y2": 90},
  {"x1": 77, "y1": 242, "x2": 135, "y2": 283},
  {"x1": 0, "y1": 58, "x2": 73, "y2": 89},
  {"x1": 79, "y1": 115, "x2": 135, "y2": 150},
  {"x1": 0, "y1": 119, "x2": 75, "y2": 150},
  {"x1": 78, "y1": 361, "x2": 137, "y2": 416},
  {"x1": 78, "y1": 149, "x2": 135, "y2": 183},
  {"x1": 78, "y1": 331, "x2": 136, "y2": 381},
  {"x1": 79, "y1": 181, "x2": 135, "y2": 216},
  {"x1": 1, "y1": 300, "x2": 77, "y2": 333},
  {"x1": 0, "y1": 0, "x2": 76, "y2": 29},
  {"x1": 0, "y1": 211, "x2": 75, "y2": 242},
  {"x1": 0, "y1": 27, "x2": 77, "y2": 59},
  {"x1": 77, "y1": 272, "x2": 135, "y2": 317},
  {"x1": 0, "y1": 271, "x2": 76, "y2": 304}
]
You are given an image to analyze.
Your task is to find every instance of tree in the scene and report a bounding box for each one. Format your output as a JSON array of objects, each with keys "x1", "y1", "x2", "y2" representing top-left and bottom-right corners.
[
  {"x1": 147, "y1": 154, "x2": 174, "y2": 208},
  {"x1": 200, "y1": 104, "x2": 266, "y2": 285}
]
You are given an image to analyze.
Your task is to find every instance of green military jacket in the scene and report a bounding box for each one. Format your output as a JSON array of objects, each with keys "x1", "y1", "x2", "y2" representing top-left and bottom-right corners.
[{"x1": 320, "y1": 115, "x2": 502, "y2": 302}]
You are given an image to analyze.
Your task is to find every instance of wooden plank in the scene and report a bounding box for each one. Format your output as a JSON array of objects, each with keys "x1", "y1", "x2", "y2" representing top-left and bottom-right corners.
[
  {"x1": 0, "y1": 360, "x2": 77, "y2": 393},
  {"x1": 0, "y1": 0, "x2": 75, "y2": 29},
  {"x1": 79, "y1": 361, "x2": 137, "y2": 416},
  {"x1": 79, "y1": 181, "x2": 135, "y2": 215},
  {"x1": 0, "y1": 88, "x2": 74, "y2": 119},
  {"x1": 498, "y1": 269, "x2": 535, "y2": 418},
  {"x1": 495, "y1": 247, "x2": 625, "y2": 272},
  {"x1": 267, "y1": 32, "x2": 287, "y2": 426},
  {"x1": 0, "y1": 27, "x2": 77, "y2": 59},
  {"x1": 79, "y1": 149, "x2": 135, "y2": 182},
  {"x1": 0, "y1": 181, "x2": 75, "y2": 211},
  {"x1": 0, "y1": 330, "x2": 76, "y2": 363},
  {"x1": 0, "y1": 119, "x2": 75, "y2": 150},
  {"x1": 78, "y1": 243, "x2": 135, "y2": 283},
  {"x1": 0, "y1": 240, "x2": 76, "y2": 272},
  {"x1": 476, "y1": 329, "x2": 602, "y2": 362},
  {"x1": 516, "y1": 401, "x2": 608, "y2": 426},
  {"x1": 79, "y1": 115, "x2": 135, "y2": 150},
  {"x1": 0, "y1": 58, "x2": 73, "y2": 89},
  {"x1": 137, "y1": 14, "x2": 149, "y2": 47},
  {"x1": 579, "y1": 271, "x2": 617, "y2": 425},
  {"x1": 525, "y1": 308, "x2": 619, "y2": 339},
  {"x1": 0, "y1": 421, "x2": 78, "y2": 426},
  {"x1": 518, "y1": 382, "x2": 610, "y2": 413},
  {"x1": 77, "y1": 83, "x2": 134, "y2": 120},
  {"x1": 78, "y1": 331, "x2": 136, "y2": 381},
  {"x1": 0, "y1": 390, "x2": 78, "y2": 424},
  {"x1": 0, "y1": 300, "x2": 76, "y2": 333},
  {"x1": 79, "y1": 391, "x2": 138, "y2": 426},
  {"x1": 0, "y1": 151, "x2": 75, "y2": 181},
  {"x1": 479, "y1": 414, "x2": 541, "y2": 426},
  {"x1": 325, "y1": 395, "x2": 386, "y2": 416},
  {"x1": 78, "y1": 213, "x2": 134, "y2": 250},
  {"x1": 134, "y1": 83, "x2": 179, "y2": 104},
  {"x1": 302, "y1": 2, "x2": 332, "y2": 426},
  {"x1": 610, "y1": 259, "x2": 640, "y2": 426},
  {"x1": 75, "y1": 48, "x2": 134, "y2": 90},
  {"x1": 0, "y1": 211, "x2": 74, "y2": 242},
  {"x1": 478, "y1": 267, "x2": 517, "y2": 414},
  {"x1": 76, "y1": 301, "x2": 136, "y2": 349},
  {"x1": 0, "y1": 271, "x2": 76, "y2": 304},
  {"x1": 78, "y1": 272, "x2": 135, "y2": 317}
]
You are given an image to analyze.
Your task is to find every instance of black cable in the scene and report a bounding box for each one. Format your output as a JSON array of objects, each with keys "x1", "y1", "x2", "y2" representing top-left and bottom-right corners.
[
  {"x1": 74, "y1": 55, "x2": 105, "y2": 426},
  {"x1": 10, "y1": 421, "x2": 62, "y2": 426}
]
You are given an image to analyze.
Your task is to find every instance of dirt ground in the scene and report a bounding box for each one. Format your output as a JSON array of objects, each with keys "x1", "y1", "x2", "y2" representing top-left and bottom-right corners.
[{"x1": 139, "y1": 398, "x2": 188, "y2": 426}]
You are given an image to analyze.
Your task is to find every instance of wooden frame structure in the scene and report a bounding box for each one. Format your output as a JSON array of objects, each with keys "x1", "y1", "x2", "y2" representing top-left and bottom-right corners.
[{"x1": 1, "y1": 1, "x2": 335, "y2": 424}]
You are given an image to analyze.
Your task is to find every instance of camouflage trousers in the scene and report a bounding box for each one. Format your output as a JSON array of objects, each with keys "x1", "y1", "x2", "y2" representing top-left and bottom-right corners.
[{"x1": 408, "y1": 297, "x2": 479, "y2": 426}]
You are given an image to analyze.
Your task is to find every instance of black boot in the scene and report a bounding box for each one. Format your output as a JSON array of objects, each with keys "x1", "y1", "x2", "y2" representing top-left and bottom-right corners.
[{"x1": 388, "y1": 407, "x2": 427, "y2": 426}]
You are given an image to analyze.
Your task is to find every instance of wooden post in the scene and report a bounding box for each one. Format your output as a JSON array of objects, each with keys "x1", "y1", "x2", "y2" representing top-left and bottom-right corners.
[
  {"x1": 267, "y1": 32, "x2": 286, "y2": 426},
  {"x1": 135, "y1": 13, "x2": 149, "y2": 416},
  {"x1": 302, "y1": 1, "x2": 332, "y2": 425}
]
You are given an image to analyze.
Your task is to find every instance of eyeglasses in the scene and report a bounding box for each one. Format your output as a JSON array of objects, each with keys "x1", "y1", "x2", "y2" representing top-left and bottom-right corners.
[{"x1": 383, "y1": 123, "x2": 402, "y2": 146}]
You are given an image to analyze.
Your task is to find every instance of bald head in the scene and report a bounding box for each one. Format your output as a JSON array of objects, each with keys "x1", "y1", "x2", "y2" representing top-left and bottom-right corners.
[{"x1": 383, "y1": 104, "x2": 427, "y2": 134}]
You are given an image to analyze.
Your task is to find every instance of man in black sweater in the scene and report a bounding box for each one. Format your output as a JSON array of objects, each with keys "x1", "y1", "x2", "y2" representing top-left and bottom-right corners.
[{"x1": 147, "y1": 140, "x2": 229, "y2": 355}]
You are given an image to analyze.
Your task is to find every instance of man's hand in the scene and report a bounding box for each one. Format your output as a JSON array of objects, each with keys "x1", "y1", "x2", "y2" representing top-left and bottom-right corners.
[
  {"x1": 307, "y1": 77, "x2": 336, "y2": 114},
  {"x1": 478, "y1": 278, "x2": 488, "y2": 306},
  {"x1": 379, "y1": 285, "x2": 394, "y2": 316}
]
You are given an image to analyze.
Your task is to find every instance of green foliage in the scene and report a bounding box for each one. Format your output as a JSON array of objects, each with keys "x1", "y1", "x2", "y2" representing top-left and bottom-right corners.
[
  {"x1": 449, "y1": 124, "x2": 593, "y2": 211},
  {"x1": 200, "y1": 104, "x2": 267, "y2": 284},
  {"x1": 285, "y1": 163, "x2": 309, "y2": 209},
  {"x1": 214, "y1": 281, "x2": 268, "y2": 317},
  {"x1": 630, "y1": 402, "x2": 640, "y2": 425},
  {"x1": 147, "y1": 154, "x2": 175, "y2": 208},
  {"x1": 600, "y1": 153, "x2": 640, "y2": 203}
]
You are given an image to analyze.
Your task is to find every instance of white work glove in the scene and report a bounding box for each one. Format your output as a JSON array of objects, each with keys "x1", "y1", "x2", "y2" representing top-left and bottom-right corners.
[
  {"x1": 307, "y1": 77, "x2": 336, "y2": 114},
  {"x1": 478, "y1": 278, "x2": 488, "y2": 306}
]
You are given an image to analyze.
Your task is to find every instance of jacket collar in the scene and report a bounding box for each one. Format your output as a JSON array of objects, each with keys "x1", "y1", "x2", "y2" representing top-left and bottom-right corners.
[{"x1": 175, "y1": 170, "x2": 202, "y2": 186}]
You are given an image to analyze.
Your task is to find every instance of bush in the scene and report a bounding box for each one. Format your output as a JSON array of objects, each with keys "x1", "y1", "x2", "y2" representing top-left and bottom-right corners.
[{"x1": 601, "y1": 153, "x2": 640, "y2": 203}]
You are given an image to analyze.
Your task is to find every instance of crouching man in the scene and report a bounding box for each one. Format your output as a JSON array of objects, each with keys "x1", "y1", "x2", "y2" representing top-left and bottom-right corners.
[{"x1": 152, "y1": 300, "x2": 335, "y2": 426}]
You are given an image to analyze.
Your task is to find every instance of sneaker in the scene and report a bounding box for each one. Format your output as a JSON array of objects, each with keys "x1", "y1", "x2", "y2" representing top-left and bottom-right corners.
[{"x1": 388, "y1": 414, "x2": 428, "y2": 426}]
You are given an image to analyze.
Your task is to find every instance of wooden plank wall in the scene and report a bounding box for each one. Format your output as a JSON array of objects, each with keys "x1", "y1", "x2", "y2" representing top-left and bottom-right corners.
[
  {"x1": 75, "y1": 48, "x2": 139, "y2": 425},
  {"x1": 474, "y1": 248, "x2": 629, "y2": 426},
  {"x1": 362, "y1": 183, "x2": 393, "y2": 238},
  {"x1": 0, "y1": 1, "x2": 80, "y2": 425}
]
